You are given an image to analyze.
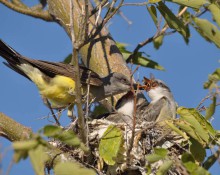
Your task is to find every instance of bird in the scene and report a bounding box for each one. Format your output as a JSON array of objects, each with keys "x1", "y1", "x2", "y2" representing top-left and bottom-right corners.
[
  {"x1": 101, "y1": 75, "x2": 176, "y2": 125},
  {"x1": 97, "y1": 91, "x2": 149, "y2": 126},
  {"x1": 139, "y1": 75, "x2": 177, "y2": 121},
  {"x1": 0, "y1": 40, "x2": 135, "y2": 116}
]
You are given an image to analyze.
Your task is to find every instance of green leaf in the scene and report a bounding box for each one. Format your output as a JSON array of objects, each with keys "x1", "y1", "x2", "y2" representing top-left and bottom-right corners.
[
  {"x1": 156, "y1": 160, "x2": 173, "y2": 175},
  {"x1": 181, "y1": 153, "x2": 196, "y2": 172},
  {"x1": 146, "y1": 148, "x2": 168, "y2": 163},
  {"x1": 13, "y1": 140, "x2": 38, "y2": 150},
  {"x1": 149, "y1": 0, "x2": 161, "y2": 3},
  {"x1": 182, "y1": 153, "x2": 210, "y2": 175},
  {"x1": 203, "y1": 154, "x2": 218, "y2": 170},
  {"x1": 191, "y1": 167, "x2": 211, "y2": 175},
  {"x1": 208, "y1": 3, "x2": 220, "y2": 27},
  {"x1": 166, "y1": 0, "x2": 208, "y2": 9},
  {"x1": 165, "y1": 120, "x2": 189, "y2": 140},
  {"x1": 177, "y1": 107, "x2": 209, "y2": 144},
  {"x1": 147, "y1": 5, "x2": 158, "y2": 26},
  {"x1": 43, "y1": 125, "x2": 87, "y2": 151},
  {"x1": 43, "y1": 125, "x2": 62, "y2": 137},
  {"x1": 63, "y1": 54, "x2": 72, "y2": 64},
  {"x1": 132, "y1": 52, "x2": 165, "y2": 70},
  {"x1": 157, "y1": 2, "x2": 189, "y2": 39},
  {"x1": 193, "y1": 17, "x2": 220, "y2": 48},
  {"x1": 205, "y1": 96, "x2": 216, "y2": 120},
  {"x1": 190, "y1": 138, "x2": 206, "y2": 163},
  {"x1": 154, "y1": 148, "x2": 168, "y2": 157},
  {"x1": 28, "y1": 145, "x2": 49, "y2": 175},
  {"x1": 116, "y1": 42, "x2": 164, "y2": 70},
  {"x1": 99, "y1": 125, "x2": 124, "y2": 165},
  {"x1": 175, "y1": 120, "x2": 204, "y2": 145},
  {"x1": 54, "y1": 162, "x2": 96, "y2": 175},
  {"x1": 13, "y1": 150, "x2": 29, "y2": 163},
  {"x1": 153, "y1": 35, "x2": 164, "y2": 50},
  {"x1": 204, "y1": 68, "x2": 220, "y2": 89}
]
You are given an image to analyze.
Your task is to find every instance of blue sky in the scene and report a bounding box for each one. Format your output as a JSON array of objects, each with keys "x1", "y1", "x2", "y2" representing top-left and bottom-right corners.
[{"x1": 0, "y1": 1, "x2": 220, "y2": 174}]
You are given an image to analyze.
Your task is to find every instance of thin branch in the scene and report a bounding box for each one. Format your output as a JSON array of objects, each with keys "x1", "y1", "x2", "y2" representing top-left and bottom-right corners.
[
  {"x1": 0, "y1": 0, "x2": 53, "y2": 21},
  {"x1": 69, "y1": 0, "x2": 87, "y2": 144},
  {"x1": 122, "y1": 2, "x2": 148, "y2": 6},
  {"x1": 45, "y1": 99, "x2": 61, "y2": 126}
]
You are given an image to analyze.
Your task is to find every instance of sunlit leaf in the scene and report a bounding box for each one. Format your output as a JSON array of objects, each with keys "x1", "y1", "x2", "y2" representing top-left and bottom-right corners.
[
  {"x1": 147, "y1": 5, "x2": 158, "y2": 26},
  {"x1": 193, "y1": 17, "x2": 220, "y2": 48},
  {"x1": 179, "y1": 107, "x2": 216, "y2": 140},
  {"x1": 165, "y1": 120, "x2": 189, "y2": 140},
  {"x1": 156, "y1": 160, "x2": 173, "y2": 175},
  {"x1": 13, "y1": 140, "x2": 38, "y2": 150},
  {"x1": 146, "y1": 148, "x2": 168, "y2": 163},
  {"x1": 175, "y1": 119, "x2": 204, "y2": 144},
  {"x1": 167, "y1": 0, "x2": 208, "y2": 9},
  {"x1": 153, "y1": 35, "x2": 164, "y2": 50},
  {"x1": 54, "y1": 162, "x2": 96, "y2": 175},
  {"x1": 177, "y1": 107, "x2": 209, "y2": 144},
  {"x1": 208, "y1": 3, "x2": 220, "y2": 27},
  {"x1": 205, "y1": 96, "x2": 216, "y2": 120},
  {"x1": 149, "y1": 0, "x2": 161, "y2": 3},
  {"x1": 157, "y1": 2, "x2": 189, "y2": 39},
  {"x1": 99, "y1": 125, "x2": 124, "y2": 165},
  {"x1": 191, "y1": 167, "x2": 210, "y2": 175},
  {"x1": 28, "y1": 145, "x2": 49, "y2": 175},
  {"x1": 204, "y1": 68, "x2": 220, "y2": 89},
  {"x1": 43, "y1": 125, "x2": 62, "y2": 137},
  {"x1": 43, "y1": 125, "x2": 88, "y2": 151}
]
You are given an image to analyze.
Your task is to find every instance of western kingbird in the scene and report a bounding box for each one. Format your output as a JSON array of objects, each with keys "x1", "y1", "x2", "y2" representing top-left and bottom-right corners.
[
  {"x1": 140, "y1": 76, "x2": 176, "y2": 121},
  {"x1": 101, "y1": 75, "x2": 176, "y2": 125},
  {"x1": 0, "y1": 40, "x2": 133, "y2": 114}
]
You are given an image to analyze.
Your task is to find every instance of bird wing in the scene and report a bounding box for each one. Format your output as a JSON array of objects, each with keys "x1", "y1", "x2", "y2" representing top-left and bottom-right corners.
[
  {"x1": 25, "y1": 59, "x2": 103, "y2": 86},
  {"x1": 137, "y1": 96, "x2": 172, "y2": 122},
  {"x1": 0, "y1": 40, "x2": 103, "y2": 86}
]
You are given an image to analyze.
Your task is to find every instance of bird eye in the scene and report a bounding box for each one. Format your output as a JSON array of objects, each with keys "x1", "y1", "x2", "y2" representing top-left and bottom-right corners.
[{"x1": 152, "y1": 82, "x2": 158, "y2": 87}]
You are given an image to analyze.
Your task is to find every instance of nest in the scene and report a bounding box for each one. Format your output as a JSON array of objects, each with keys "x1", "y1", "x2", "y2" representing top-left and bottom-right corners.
[{"x1": 82, "y1": 119, "x2": 189, "y2": 175}]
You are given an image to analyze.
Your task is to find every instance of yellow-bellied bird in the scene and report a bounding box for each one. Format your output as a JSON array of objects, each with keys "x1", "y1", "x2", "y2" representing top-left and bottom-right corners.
[{"x1": 0, "y1": 40, "x2": 134, "y2": 116}]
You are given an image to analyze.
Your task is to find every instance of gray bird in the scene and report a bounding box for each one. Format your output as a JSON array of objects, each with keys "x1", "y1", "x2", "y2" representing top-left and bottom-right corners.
[
  {"x1": 0, "y1": 39, "x2": 136, "y2": 116},
  {"x1": 103, "y1": 75, "x2": 176, "y2": 124},
  {"x1": 139, "y1": 76, "x2": 177, "y2": 121}
]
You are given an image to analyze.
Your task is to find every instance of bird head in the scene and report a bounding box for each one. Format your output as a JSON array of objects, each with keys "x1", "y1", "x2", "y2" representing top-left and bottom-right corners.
[{"x1": 142, "y1": 75, "x2": 171, "y2": 102}]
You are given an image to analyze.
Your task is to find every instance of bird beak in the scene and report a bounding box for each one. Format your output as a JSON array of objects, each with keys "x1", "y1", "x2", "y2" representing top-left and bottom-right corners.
[{"x1": 133, "y1": 83, "x2": 146, "y2": 90}]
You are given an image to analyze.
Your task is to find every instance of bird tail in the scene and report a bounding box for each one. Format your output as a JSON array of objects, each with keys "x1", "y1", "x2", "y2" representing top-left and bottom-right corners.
[
  {"x1": 0, "y1": 40, "x2": 31, "y2": 80},
  {"x1": 0, "y1": 40, "x2": 22, "y2": 64}
]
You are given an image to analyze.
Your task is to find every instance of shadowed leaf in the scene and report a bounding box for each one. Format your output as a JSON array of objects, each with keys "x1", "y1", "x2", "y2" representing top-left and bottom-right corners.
[
  {"x1": 190, "y1": 138, "x2": 206, "y2": 163},
  {"x1": 157, "y1": 2, "x2": 189, "y2": 39},
  {"x1": 116, "y1": 42, "x2": 164, "y2": 70},
  {"x1": 147, "y1": 5, "x2": 158, "y2": 26}
]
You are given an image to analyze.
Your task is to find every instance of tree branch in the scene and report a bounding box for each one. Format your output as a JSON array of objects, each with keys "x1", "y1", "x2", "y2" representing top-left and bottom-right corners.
[
  {"x1": 0, "y1": 0, "x2": 53, "y2": 21},
  {"x1": 0, "y1": 112, "x2": 32, "y2": 141}
]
